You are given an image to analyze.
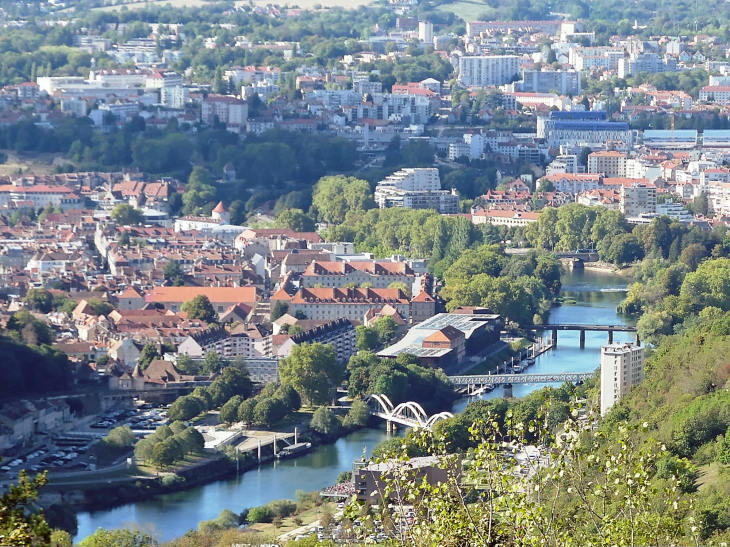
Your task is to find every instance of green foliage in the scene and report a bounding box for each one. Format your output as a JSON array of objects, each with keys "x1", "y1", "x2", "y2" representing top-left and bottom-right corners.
[
  {"x1": 274, "y1": 208, "x2": 316, "y2": 232},
  {"x1": 270, "y1": 300, "x2": 289, "y2": 321},
  {"x1": 246, "y1": 505, "x2": 273, "y2": 524},
  {"x1": 218, "y1": 395, "x2": 244, "y2": 425},
  {"x1": 310, "y1": 175, "x2": 375, "y2": 225},
  {"x1": 24, "y1": 288, "x2": 53, "y2": 313},
  {"x1": 137, "y1": 343, "x2": 160, "y2": 370},
  {"x1": 111, "y1": 203, "x2": 144, "y2": 226},
  {"x1": 342, "y1": 399, "x2": 370, "y2": 429},
  {"x1": 310, "y1": 406, "x2": 340, "y2": 436},
  {"x1": 181, "y1": 294, "x2": 217, "y2": 323},
  {"x1": 279, "y1": 342, "x2": 342, "y2": 406},
  {"x1": 77, "y1": 528, "x2": 157, "y2": 547},
  {"x1": 0, "y1": 470, "x2": 51, "y2": 547},
  {"x1": 346, "y1": 352, "x2": 455, "y2": 415},
  {"x1": 355, "y1": 325, "x2": 380, "y2": 351},
  {"x1": 94, "y1": 426, "x2": 135, "y2": 462}
]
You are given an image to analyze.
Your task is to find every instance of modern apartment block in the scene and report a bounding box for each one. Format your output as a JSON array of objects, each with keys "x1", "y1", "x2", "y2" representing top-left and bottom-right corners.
[
  {"x1": 620, "y1": 183, "x2": 657, "y2": 217},
  {"x1": 374, "y1": 168, "x2": 459, "y2": 214},
  {"x1": 458, "y1": 55, "x2": 521, "y2": 87},
  {"x1": 519, "y1": 69, "x2": 581, "y2": 95},
  {"x1": 587, "y1": 151, "x2": 627, "y2": 177},
  {"x1": 600, "y1": 343, "x2": 645, "y2": 416}
]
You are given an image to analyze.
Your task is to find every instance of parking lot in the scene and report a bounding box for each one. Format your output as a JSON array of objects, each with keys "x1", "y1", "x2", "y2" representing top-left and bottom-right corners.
[{"x1": 0, "y1": 401, "x2": 172, "y2": 485}]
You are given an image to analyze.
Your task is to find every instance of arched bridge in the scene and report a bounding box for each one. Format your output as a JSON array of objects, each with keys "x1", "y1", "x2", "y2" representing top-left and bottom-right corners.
[
  {"x1": 448, "y1": 372, "x2": 595, "y2": 386},
  {"x1": 364, "y1": 394, "x2": 453, "y2": 431}
]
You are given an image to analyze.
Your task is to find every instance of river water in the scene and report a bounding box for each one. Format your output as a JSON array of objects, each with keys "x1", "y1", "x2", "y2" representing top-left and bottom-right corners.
[{"x1": 74, "y1": 268, "x2": 633, "y2": 542}]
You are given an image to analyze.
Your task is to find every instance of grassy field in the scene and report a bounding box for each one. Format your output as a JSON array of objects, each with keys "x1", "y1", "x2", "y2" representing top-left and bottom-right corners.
[
  {"x1": 248, "y1": 503, "x2": 334, "y2": 536},
  {"x1": 434, "y1": 0, "x2": 491, "y2": 22},
  {"x1": 89, "y1": 0, "x2": 372, "y2": 12}
]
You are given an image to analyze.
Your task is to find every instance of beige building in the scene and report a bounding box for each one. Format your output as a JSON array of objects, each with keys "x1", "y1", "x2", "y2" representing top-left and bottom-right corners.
[
  {"x1": 587, "y1": 151, "x2": 627, "y2": 177},
  {"x1": 619, "y1": 182, "x2": 657, "y2": 217},
  {"x1": 600, "y1": 343, "x2": 644, "y2": 415}
]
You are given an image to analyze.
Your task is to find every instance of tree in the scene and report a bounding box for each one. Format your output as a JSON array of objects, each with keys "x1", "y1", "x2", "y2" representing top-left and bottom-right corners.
[
  {"x1": 164, "y1": 259, "x2": 184, "y2": 285},
  {"x1": 275, "y1": 208, "x2": 316, "y2": 232},
  {"x1": 247, "y1": 506, "x2": 273, "y2": 524},
  {"x1": 118, "y1": 230, "x2": 130, "y2": 247},
  {"x1": 111, "y1": 203, "x2": 143, "y2": 226},
  {"x1": 168, "y1": 395, "x2": 205, "y2": 422},
  {"x1": 374, "y1": 316, "x2": 397, "y2": 342},
  {"x1": 270, "y1": 300, "x2": 289, "y2": 321},
  {"x1": 237, "y1": 398, "x2": 257, "y2": 424},
  {"x1": 134, "y1": 438, "x2": 154, "y2": 463},
  {"x1": 177, "y1": 427, "x2": 205, "y2": 454},
  {"x1": 310, "y1": 406, "x2": 340, "y2": 436},
  {"x1": 138, "y1": 342, "x2": 160, "y2": 370},
  {"x1": 342, "y1": 399, "x2": 371, "y2": 429},
  {"x1": 77, "y1": 529, "x2": 158, "y2": 547},
  {"x1": 202, "y1": 350, "x2": 222, "y2": 374},
  {"x1": 181, "y1": 295, "x2": 217, "y2": 323},
  {"x1": 151, "y1": 438, "x2": 179, "y2": 468},
  {"x1": 534, "y1": 256, "x2": 562, "y2": 294},
  {"x1": 356, "y1": 325, "x2": 380, "y2": 351},
  {"x1": 104, "y1": 426, "x2": 135, "y2": 448},
  {"x1": 279, "y1": 343, "x2": 342, "y2": 406},
  {"x1": 253, "y1": 397, "x2": 287, "y2": 427},
  {"x1": 680, "y1": 242, "x2": 708, "y2": 271},
  {"x1": 24, "y1": 288, "x2": 53, "y2": 313},
  {"x1": 219, "y1": 395, "x2": 244, "y2": 424},
  {"x1": 311, "y1": 175, "x2": 375, "y2": 224},
  {"x1": 0, "y1": 470, "x2": 51, "y2": 547}
]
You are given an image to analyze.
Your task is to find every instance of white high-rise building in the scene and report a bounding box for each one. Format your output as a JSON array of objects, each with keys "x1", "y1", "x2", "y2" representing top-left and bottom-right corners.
[
  {"x1": 374, "y1": 168, "x2": 459, "y2": 214},
  {"x1": 418, "y1": 21, "x2": 433, "y2": 44},
  {"x1": 458, "y1": 55, "x2": 521, "y2": 87},
  {"x1": 600, "y1": 343, "x2": 644, "y2": 416}
]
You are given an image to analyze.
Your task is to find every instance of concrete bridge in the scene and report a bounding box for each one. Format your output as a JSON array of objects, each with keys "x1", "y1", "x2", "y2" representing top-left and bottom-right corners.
[
  {"x1": 529, "y1": 324, "x2": 638, "y2": 347},
  {"x1": 448, "y1": 372, "x2": 595, "y2": 386},
  {"x1": 364, "y1": 394, "x2": 453, "y2": 431}
]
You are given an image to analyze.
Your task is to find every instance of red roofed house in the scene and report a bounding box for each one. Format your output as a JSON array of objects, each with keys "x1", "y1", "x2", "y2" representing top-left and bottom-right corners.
[
  {"x1": 145, "y1": 286, "x2": 258, "y2": 316},
  {"x1": 301, "y1": 260, "x2": 415, "y2": 289},
  {"x1": 273, "y1": 287, "x2": 410, "y2": 322}
]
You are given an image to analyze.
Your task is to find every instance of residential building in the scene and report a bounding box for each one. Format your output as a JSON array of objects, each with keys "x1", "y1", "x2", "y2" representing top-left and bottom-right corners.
[
  {"x1": 458, "y1": 55, "x2": 521, "y2": 87},
  {"x1": 587, "y1": 151, "x2": 627, "y2": 177},
  {"x1": 201, "y1": 94, "x2": 248, "y2": 126},
  {"x1": 699, "y1": 86, "x2": 730, "y2": 105},
  {"x1": 160, "y1": 86, "x2": 188, "y2": 109},
  {"x1": 145, "y1": 70, "x2": 183, "y2": 89},
  {"x1": 600, "y1": 343, "x2": 644, "y2": 415},
  {"x1": 518, "y1": 69, "x2": 581, "y2": 95},
  {"x1": 144, "y1": 286, "x2": 258, "y2": 315},
  {"x1": 276, "y1": 318, "x2": 357, "y2": 363},
  {"x1": 620, "y1": 182, "x2": 657, "y2": 217},
  {"x1": 88, "y1": 69, "x2": 146, "y2": 88},
  {"x1": 301, "y1": 260, "x2": 415, "y2": 289},
  {"x1": 374, "y1": 168, "x2": 459, "y2": 214},
  {"x1": 471, "y1": 209, "x2": 540, "y2": 227},
  {"x1": 272, "y1": 287, "x2": 411, "y2": 323},
  {"x1": 418, "y1": 21, "x2": 433, "y2": 44}
]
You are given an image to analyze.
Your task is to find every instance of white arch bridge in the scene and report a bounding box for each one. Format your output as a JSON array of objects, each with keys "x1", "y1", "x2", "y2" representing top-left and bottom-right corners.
[{"x1": 364, "y1": 394, "x2": 454, "y2": 431}]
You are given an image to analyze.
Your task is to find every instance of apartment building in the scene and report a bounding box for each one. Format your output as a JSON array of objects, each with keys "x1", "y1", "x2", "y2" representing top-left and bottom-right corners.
[
  {"x1": 458, "y1": 55, "x2": 521, "y2": 87},
  {"x1": 272, "y1": 287, "x2": 411, "y2": 323},
  {"x1": 587, "y1": 151, "x2": 627, "y2": 177},
  {"x1": 518, "y1": 69, "x2": 581, "y2": 95},
  {"x1": 374, "y1": 168, "x2": 459, "y2": 214},
  {"x1": 177, "y1": 325, "x2": 253, "y2": 359},
  {"x1": 201, "y1": 94, "x2": 248, "y2": 126},
  {"x1": 620, "y1": 182, "x2": 657, "y2": 217},
  {"x1": 600, "y1": 343, "x2": 644, "y2": 415},
  {"x1": 276, "y1": 318, "x2": 357, "y2": 364},
  {"x1": 144, "y1": 286, "x2": 258, "y2": 315},
  {"x1": 145, "y1": 70, "x2": 183, "y2": 89},
  {"x1": 300, "y1": 260, "x2": 415, "y2": 289}
]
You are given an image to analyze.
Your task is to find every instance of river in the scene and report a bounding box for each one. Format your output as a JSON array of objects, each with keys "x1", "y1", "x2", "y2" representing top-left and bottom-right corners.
[{"x1": 74, "y1": 268, "x2": 633, "y2": 542}]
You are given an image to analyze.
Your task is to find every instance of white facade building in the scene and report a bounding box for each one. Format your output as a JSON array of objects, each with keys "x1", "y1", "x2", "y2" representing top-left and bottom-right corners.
[
  {"x1": 160, "y1": 86, "x2": 189, "y2": 109},
  {"x1": 600, "y1": 343, "x2": 644, "y2": 416},
  {"x1": 374, "y1": 168, "x2": 459, "y2": 214},
  {"x1": 418, "y1": 21, "x2": 433, "y2": 44},
  {"x1": 458, "y1": 55, "x2": 521, "y2": 87}
]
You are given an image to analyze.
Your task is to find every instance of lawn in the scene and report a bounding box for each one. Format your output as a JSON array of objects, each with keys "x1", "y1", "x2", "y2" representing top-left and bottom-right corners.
[
  {"x1": 433, "y1": 0, "x2": 492, "y2": 22},
  {"x1": 249, "y1": 503, "x2": 333, "y2": 536}
]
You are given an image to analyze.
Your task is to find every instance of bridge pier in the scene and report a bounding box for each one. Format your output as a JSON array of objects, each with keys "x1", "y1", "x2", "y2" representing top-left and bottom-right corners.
[
  {"x1": 386, "y1": 420, "x2": 394, "y2": 433},
  {"x1": 552, "y1": 329, "x2": 558, "y2": 348},
  {"x1": 608, "y1": 330, "x2": 613, "y2": 344},
  {"x1": 579, "y1": 329, "x2": 585, "y2": 348},
  {"x1": 503, "y1": 383, "x2": 513, "y2": 398}
]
